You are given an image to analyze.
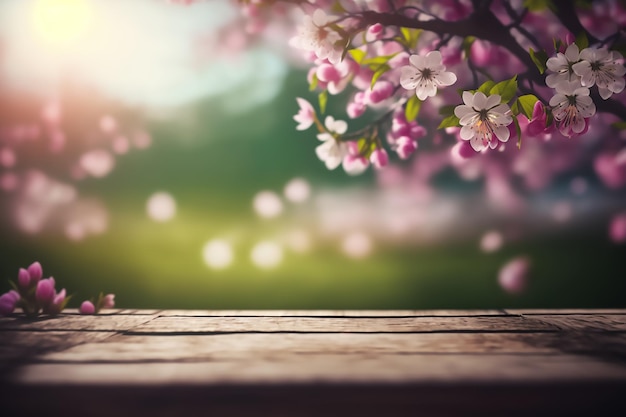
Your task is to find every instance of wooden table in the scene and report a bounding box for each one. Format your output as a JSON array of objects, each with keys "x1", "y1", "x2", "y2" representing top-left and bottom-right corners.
[{"x1": 1, "y1": 309, "x2": 626, "y2": 416}]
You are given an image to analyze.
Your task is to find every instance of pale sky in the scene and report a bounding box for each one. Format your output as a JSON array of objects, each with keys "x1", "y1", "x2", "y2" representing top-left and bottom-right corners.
[{"x1": 0, "y1": 0, "x2": 287, "y2": 109}]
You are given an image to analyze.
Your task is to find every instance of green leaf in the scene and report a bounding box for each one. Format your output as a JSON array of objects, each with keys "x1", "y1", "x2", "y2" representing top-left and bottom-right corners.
[
  {"x1": 529, "y1": 48, "x2": 548, "y2": 74},
  {"x1": 612, "y1": 121, "x2": 626, "y2": 130},
  {"x1": 477, "y1": 80, "x2": 496, "y2": 95},
  {"x1": 318, "y1": 90, "x2": 328, "y2": 114},
  {"x1": 8, "y1": 280, "x2": 18, "y2": 291},
  {"x1": 438, "y1": 114, "x2": 460, "y2": 129},
  {"x1": 370, "y1": 64, "x2": 391, "y2": 89},
  {"x1": 357, "y1": 137, "x2": 377, "y2": 158},
  {"x1": 516, "y1": 94, "x2": 539, "y2": 120},
  {"x1": 575, "y1": 31, "x2": 589, "y2": 50},
  {"x1": 405, "y1": 95, "x2": 422, "y2": 122},
  {"x1": 400, "y1": 27, "x2": 422, "y2": 48},
  {"x1": 362, "y1": 53, "x2": 398, "y2": 67},
  {"x1": 490, "y1": 76, "x2": 518, "y2": 103},
  {"x1": 348, "y1": 49, "x2": 366, "y2": 64},
  {"x1": 514, "y1": 116, "x2": 523, "y2": 149},
  {"x1": 309, "y1": 73, "x2": 319, "y2": 91}
]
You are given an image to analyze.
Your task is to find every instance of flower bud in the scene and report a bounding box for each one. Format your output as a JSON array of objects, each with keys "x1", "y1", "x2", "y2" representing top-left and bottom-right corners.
[
  {"x1": 102, "y1": 294, "x2": 116, "y2": 309},
  {"x1": 0, "y1": 290, "x2": 20, "y2": 316},
  {"x1": 36, "y1": 277, "x2": 56, "y2": 304},
  {"x1": 370, "y1": 148, "x2": 389, "y2": 170},
  {"x1": 18, "y1": 268, "x2": 31, "y2": 288},
  {"x1": 395, "y1": 136, "x2": 417, "y2": 160},
  {"x1": 27, "y1": 261, "x2": 43, "y2": 283},
  {"x1": 80, "y1": 300, "x2": 96, "y2": 315}
]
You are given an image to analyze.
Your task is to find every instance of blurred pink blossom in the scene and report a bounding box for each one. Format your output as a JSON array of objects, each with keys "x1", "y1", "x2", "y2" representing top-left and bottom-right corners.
[
  {"x1": 498, "y1": 256, "x2": 531, "y2": 294},
  {"x1": 609, "y1": 213, "x2": 626, "y2": 243}
]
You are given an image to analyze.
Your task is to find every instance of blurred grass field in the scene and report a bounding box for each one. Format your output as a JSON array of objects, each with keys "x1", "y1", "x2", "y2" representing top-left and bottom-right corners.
[{"x1": 1, "y1": 71, "x2": 625, "y2": 310}]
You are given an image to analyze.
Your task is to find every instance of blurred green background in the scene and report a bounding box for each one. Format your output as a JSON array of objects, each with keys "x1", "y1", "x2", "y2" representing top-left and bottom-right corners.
[{"x1": 0, "y1": 0, "x2": 625, "y2": 310}]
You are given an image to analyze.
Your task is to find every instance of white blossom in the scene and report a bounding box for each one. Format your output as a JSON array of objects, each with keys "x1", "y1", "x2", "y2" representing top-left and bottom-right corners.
[
  {"x1": 546, "y1": 43, "x2": 581, "y2": 88},
  {"x1": 400, "y1": 51, "x2": 457, "y2": 100},
  {"x1": 549, "y1": 80, "x2": 596, "y2": 137},
  {"x1": 573, "y1": 47, "x2": 626, "y2": 99},
  {"x1": 291, "y1": 9, "x2": 343, "y2": 64},
  {"x1": 316, "y1": 116, "x2": 348, "y2": 170},
  {"x1": 454, "y1": 91, "x2": 512, "y2": 152}
]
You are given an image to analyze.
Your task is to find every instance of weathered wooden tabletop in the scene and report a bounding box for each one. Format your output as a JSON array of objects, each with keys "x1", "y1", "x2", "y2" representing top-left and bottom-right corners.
[{"x1": 1, "y1": 309, "x2": 626, "y2": 416}]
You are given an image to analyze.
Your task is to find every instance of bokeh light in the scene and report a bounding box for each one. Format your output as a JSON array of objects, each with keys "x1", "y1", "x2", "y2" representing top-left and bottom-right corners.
[
  {"x1": 284, "y1": 177, "x2": 311, "y2": 203},
  {"x1": 253, "y1": 191, "x2": 283, "y2": 219},
  {"x1": 146, "y1": 192, "x2": 177, "y2": 223},
  {"x1": 341, "y1": 232, "x2": 373, "y2": 259},
  {"x1": 250, "y1": 241, "x2": 283, "y2": 269},
  {"x1": 202, "y1": 239, "x2": 234, "y2": 270}
]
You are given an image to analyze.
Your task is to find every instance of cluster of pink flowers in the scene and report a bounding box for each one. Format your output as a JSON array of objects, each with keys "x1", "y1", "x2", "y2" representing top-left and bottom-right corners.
[{"x1": 0, "y1": 262, "x2": 115, "y2": 317}]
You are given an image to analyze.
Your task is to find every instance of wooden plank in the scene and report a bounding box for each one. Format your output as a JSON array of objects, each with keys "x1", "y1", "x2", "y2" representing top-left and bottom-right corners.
[
  {"x1": 11, "y1": 354, "x2": 626, "y2": 385},
  {"x1": 0, "y1": 331, "x2": 115, "y2": 361},
  {"x1": 507, "y1": 309, "x2": 626, "y2": 315},
  {"x1": 36, "y1": 332, "x2": 572, "y2": 363},
  {"x1": 128, "y1": 315, "x2": 558, "y2": 334},
  {"x1": 0, "y1": 314, "x2": 156, "y2": 332},
  {"x1": 527, "y1": 314, "x2": 626, "y2": 331},
  {"x1": 158, "y1": 309, "x2": 507, "y2": 317}
]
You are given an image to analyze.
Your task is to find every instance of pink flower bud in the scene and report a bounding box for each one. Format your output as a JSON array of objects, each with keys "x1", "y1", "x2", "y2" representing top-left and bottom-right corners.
[
  {"x1": 316, "y1": 63, "x2": 342, "y2": 84},
  {"x1": 366, "y1": 81, "x2": 394, "y2": 104},
  {"x1": 18, "y1": 268, "x2": 31, "y2": 288},
  {"x1": 451, "y1": 140, "x2": 478, "y2": 160},
  {"x1": 35, "y1": 277, "x2": 56, "y2": 304},
  {"x1": 366, "y1": 23, "x2": 384, "y2": 41},
  {"x1": 27, "y1": 261, "x2": 43, "y2": 283},
  {"x1": 102, "y1": 294, "x2": 116, "y2": 309},
  {"x1": 395, "y1": 136, "x2": 417, "y2": 160},
  {"x1": 347, "y1": 101, "x2": 366, "y2": 119},
  {"x1": 370, "y1": 148, "x2": 389, "y2": 170},
  {"x1": 342, "y1": 154, "x2": 369, "y2": 176},
  {"x1": 0, "y1": 290, "x2": 20, "y2": 316},
  {"x1": 46, "y1": 289, "x2": 67, "y2": 315},
  {"x1": 80, "y1": 300, "x2": 96, "y2": 315}
]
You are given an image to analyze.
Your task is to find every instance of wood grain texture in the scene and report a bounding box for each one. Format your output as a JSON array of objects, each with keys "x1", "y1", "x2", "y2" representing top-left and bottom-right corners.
[
  {"x1": 12, "y1": 353, "x2": 626, "y2": 385},
  {"x1": 1, "y1": 310, "x2": 626, "y2": 417},
  {"x1": 0, "y1": 314, "x2": 156, "y2": 332},
  {"x1": 524, "y1": 314, "x2": 626, "y2": 331},
  {"x1": 36, "y1": 332, "x2": 568, "y2": 362},
  {"x1": 157, "y1": 309, "x2": 507, "y2": 317},
  {"x1": 128, "y1": 315, "x2": 558, "y2": 334}
]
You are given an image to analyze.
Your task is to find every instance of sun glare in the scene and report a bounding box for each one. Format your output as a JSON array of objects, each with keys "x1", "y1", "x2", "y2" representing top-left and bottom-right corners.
[{"x1": 32, "y1": 0, "x2": 92, "y2": 47}]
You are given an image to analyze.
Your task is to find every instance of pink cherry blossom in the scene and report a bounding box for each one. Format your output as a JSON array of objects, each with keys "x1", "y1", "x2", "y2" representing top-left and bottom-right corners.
[
  {"x1": 455, "y1": 91, "x2": 512, "y2": 151},
  {"x1": 400, "y1": 51, "x2": 457, "y2": 100},
  {"x1": 294, "y1": 98, "x2": 315, "y2": 131}
]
